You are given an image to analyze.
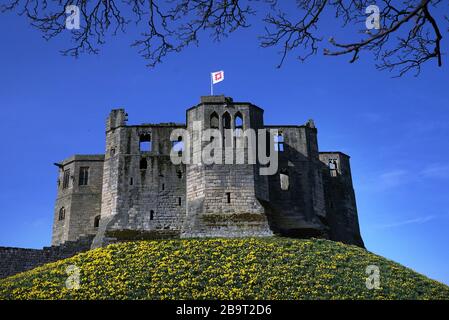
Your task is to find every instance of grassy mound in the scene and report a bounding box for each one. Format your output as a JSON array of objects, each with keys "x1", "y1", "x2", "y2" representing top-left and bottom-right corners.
[{"x1": 1, "y1": 238, "x2": 448, "y2": 300}]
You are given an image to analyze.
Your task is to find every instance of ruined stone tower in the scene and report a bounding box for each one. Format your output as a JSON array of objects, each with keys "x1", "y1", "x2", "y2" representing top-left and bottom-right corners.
[
  {"x1": 52, "y1": 155, "x2": 104, "y2": 245},
  {"x1": 51, "y1": 96, "x2": 364, "y2": 249},
  {"x1": 182, "y1": 96, "x2": 272, "y2": 238}
]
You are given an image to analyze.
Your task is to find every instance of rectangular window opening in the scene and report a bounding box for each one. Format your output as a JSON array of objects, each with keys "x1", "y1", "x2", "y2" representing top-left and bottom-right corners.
[
  {"x1": 139, "y1": 133, "x2": 152, "y2": 152},
  {"x1": 274, "y1": 133, "x2": 285, "y2": 152},
  {"x1": 140, "y1": 141, "x2": 152, "y2": 152},
  {"x1": 79, "y1": 167, "x2": 89, "y2": 186},
  {"x1": 226, "y1": 192, "x2": 231, "y2": 203},
  {"x1": 63, "y1": 169, "x2": 70, "y2": 189}
]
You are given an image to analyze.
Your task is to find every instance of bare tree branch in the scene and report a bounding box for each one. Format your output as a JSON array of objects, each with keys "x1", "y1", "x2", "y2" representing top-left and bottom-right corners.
[{"x1": 1, "y1": 0, "x2": 447, "y2": 76}]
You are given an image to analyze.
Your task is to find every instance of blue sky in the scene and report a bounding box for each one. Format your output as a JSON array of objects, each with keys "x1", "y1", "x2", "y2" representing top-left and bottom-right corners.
[{"x1": 1, "y1": 4, "x2": 448, "y2": 286}]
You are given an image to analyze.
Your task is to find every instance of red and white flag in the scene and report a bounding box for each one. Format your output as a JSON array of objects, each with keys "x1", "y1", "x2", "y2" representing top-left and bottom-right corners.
[{"x1": 211, "y1": 70, "x2": 224, "y2": 84}]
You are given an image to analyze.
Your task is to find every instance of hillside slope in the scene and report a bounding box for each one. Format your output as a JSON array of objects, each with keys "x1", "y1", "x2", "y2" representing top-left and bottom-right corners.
[{"x1": 0, "y1": 238, "x2": 448, "y2": 300}]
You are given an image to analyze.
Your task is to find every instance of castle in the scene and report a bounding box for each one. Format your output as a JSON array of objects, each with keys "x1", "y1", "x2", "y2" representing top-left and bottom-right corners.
[
  {"x1": 52, "y1": 96, "x2": 364, "y2": 248},
  {"x1": 0, "y1": 95, "x2": 364, "y2": 278}
]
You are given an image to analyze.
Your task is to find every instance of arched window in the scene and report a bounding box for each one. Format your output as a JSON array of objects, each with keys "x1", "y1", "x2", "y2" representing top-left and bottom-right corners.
[
  {"x1": 222, "y1": 112, "x2": 231, "y2": 129},
  {"x1": 280, "y1": 169, "x2": 290, "y2": 191},
  {"x1": 58, "y1": 207, "x2": 65, "y2": 221},
  {"x1": 235, "y1": 112, "x2": 243, "y2": 137},
  {"x1": 210, "y1": 112, "x2": 219, "y2": 129},
  {"x1": 222, "y1": 112, "x2": 232, "y2": 147},
  {"x1": 139, "y1": 133, "x2": 152, "y2": 152},
  {"x1": 140, "y1": 157, "x2": 148, "y2": 170},
  {"x1": 94, "y1": 215, "x2": 100, "y2": 228}
]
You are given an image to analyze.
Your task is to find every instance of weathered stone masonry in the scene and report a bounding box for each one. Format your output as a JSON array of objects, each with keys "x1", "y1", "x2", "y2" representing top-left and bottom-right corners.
[
  {"x1": 0, "y1": 95, "x2": 364, "y2": 278},
  {"x1": 0, "y1": 236, "x2": 93, "y2": 279}
]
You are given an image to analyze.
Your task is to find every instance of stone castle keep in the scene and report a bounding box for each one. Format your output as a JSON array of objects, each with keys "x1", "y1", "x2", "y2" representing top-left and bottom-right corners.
[
  {"x1": 0, "y1": 95, "x2": 364, "y2": 278},
  {"x1": 52, "y1": 96, "x2": 364, "y2": 248}
]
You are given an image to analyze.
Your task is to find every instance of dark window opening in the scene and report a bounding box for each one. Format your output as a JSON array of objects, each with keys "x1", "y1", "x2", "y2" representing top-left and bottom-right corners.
[
  {"x1": 266, "y1": 131, "x2": 271, "y2": 157},
  {"x1": 79, "y1": 167, "x2": 89, "y2": 186},
  {"x1": 274, "y1": 133, "x2": 285, "y2": 152},
  {"x1": 150, "y1": 210, "x2": 154, "y2": 220},
  {"x1": 58, "y1": 207, "x2": 65, "y2": 221},
  {"x1": 63, "y1": 169, "x2": 70, "y2": 189},
  {"x1": 130, "y1": 177, "x2": 134, "y2": 185},
  {"x1": 110, "y1": 148, "x2": 116, "y2": 156},
  {"x1": 178, "y1": 197, "x2": 182, "y2": 206},
  {"x1": 280, "y1": 169, "x2": 290, "y2": 191},
  {"x1": 140, "y1": 157, "x2": 148, "y2": 170},
  {"x1": 210, "y1": 112, "x2": 219, "y2": 129},
  {"x1": 94, "y1": 215, "x2": 100, "y2": 228},
  {"x1": 162, "y1": 183, "x2": 165, "y2": 191},
  {"x1": 226, "y1": 192, "x2": 231, "y2": 203},
  {"x1": 139, "y1": 134, "x2": 152, "y2": 152},
  {"x1": 177, "y1": 170, "x2": 183, "y2": 179},
  {"x1": 222, "y1": 112, "x2": 232, "y2": 147},
  {"x1": 222, "y1": 112, "x2": 231, "y2": 129}
]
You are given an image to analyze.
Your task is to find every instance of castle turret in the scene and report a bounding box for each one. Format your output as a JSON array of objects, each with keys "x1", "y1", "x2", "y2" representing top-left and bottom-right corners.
[
  {"x1": 263, "y1": 119, "x2": 328, "y2": 238},
  {"x1": 92, "y1": 109, "x2": 187, "y2": 248},
  {"x1": 181, "y1": 96, "x2": 273, "y2": 238},
  {"x1": 319, "y1": 152, "x2": 364, "y2": 247},
  {"x1": 52, "y1": 155, "x2": 104, "y2": 245}
]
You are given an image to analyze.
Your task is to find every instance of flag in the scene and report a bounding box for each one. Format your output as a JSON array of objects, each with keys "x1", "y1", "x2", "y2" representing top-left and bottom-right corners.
[{"x1": 211, "y1": 70, "x2": 224, "y2": 84}]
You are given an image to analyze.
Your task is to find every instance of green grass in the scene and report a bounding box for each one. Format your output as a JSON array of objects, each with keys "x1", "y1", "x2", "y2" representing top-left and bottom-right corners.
[{"x1": 0, "y1": 238, "x2": 448, "y2": 300}]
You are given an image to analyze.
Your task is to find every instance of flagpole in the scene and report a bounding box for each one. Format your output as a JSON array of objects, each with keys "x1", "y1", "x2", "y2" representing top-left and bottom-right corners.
[{"x1": 210, "y1": 74, "x2": 213, "y2": 96}]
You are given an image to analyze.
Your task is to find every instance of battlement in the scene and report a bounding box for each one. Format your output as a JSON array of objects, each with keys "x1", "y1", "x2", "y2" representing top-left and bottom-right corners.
[
  {"x1": 200, "y1": 95, "x2": 232, "y2": 103},
  {"x1": 137, "y1": 123, "x2": 186, "y2": 127},
  {"x1": 55, "y1": 154, "x2": 105, "y2": 167}
]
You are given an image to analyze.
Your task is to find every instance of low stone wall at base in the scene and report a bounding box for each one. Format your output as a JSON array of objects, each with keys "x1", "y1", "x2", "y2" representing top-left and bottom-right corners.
[{"x1": 0, "y1": 236, "x2": 94, "y2": 279}]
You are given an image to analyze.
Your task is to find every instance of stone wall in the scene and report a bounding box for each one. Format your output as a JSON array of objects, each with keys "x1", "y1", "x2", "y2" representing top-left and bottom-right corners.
[
  {"x1": 0, "y1": 236, "x2": 94, "y2": 279},
  {"x1": 51, "y1": 95, "x2": 364, "y2": 249},
  {"x1": 52, "y1": 155, "x2": 104, "y2": 245},
  {"x1": 263, "y1": 124, "x2": 328, "y2": 238},
  {"x1": 319, "y1": 152, "x2": 364, "y2": 247},
  {"x1": 182, "y1": 96, "x2": 273, "y2": 238},
  {"x1": 93, "y1": 113, "x2": 187, "y2": 247}
]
